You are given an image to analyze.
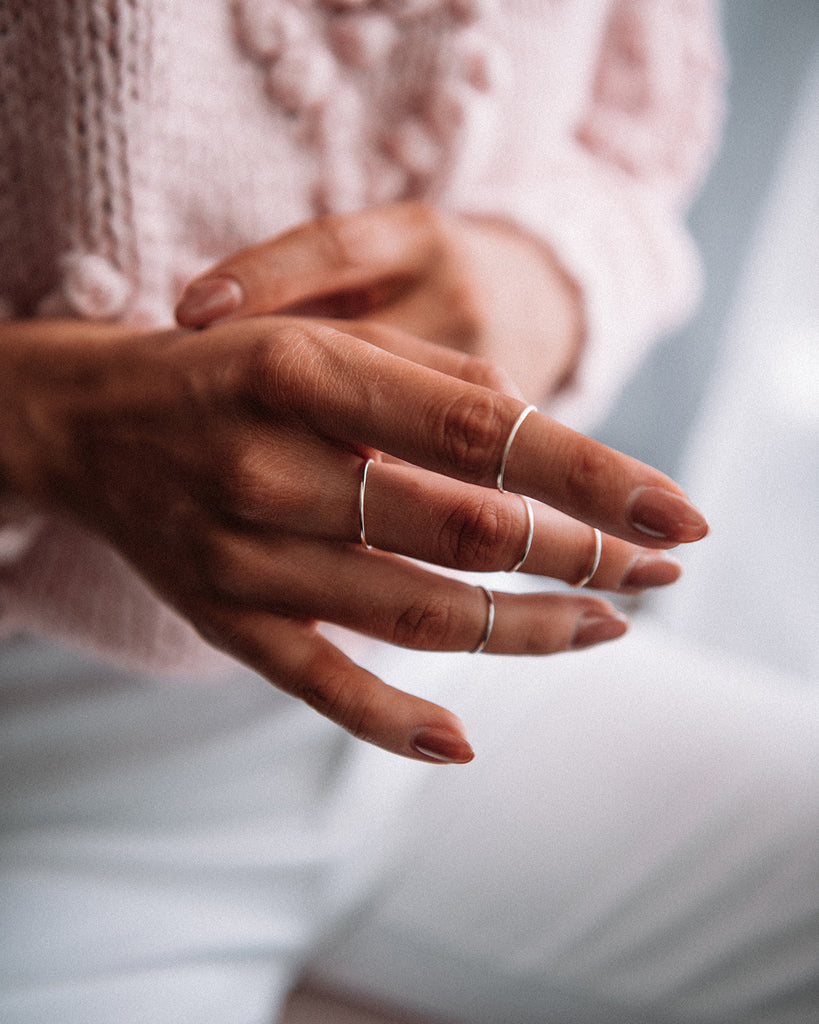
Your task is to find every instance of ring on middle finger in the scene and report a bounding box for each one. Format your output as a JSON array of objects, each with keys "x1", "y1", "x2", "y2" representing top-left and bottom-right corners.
[
  {"x1": 506, "y1": 495, "x2": 534, "y2": 573},
  {"x1": 497, "y1": 404, "x2": 536, "y2": 493},
  {"x1": 359, "y1": 457, "x2": 375, "y2": 550}
]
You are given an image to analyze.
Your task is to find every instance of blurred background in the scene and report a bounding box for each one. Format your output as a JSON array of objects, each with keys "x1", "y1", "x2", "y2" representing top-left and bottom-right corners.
[
  {"x1": 599, "y1": 0, "x2": 818, "y2": 479},
  {"x1": 598, "y1": 0, "x2": 818, "y2": 681}
]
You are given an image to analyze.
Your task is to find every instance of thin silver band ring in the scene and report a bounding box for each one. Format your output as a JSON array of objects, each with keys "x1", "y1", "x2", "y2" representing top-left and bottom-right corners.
[
  {"x1": 576, "y1": 527, "x2": 603, "y2": 587},
  {"x1": 359, "y1": 457, "x2": 374, "y2": 549},
  {"x1": 497, "y1": 404, "x2": 536, "y2": 492},
  {"x1": 471, "y1": 586, "x2": 495, "y2": 654},
  {"x1": 507, "y1": 495, "x2": 534, "y2": 573}
]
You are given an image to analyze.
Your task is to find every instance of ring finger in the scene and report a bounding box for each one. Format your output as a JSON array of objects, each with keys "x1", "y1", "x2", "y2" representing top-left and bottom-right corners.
[
  {"x1": 209, "y1": 534, "x2": 629, "y2": 656},
  {"x1": 360, "y1": 462, "x2": 682, "y2": 592}
]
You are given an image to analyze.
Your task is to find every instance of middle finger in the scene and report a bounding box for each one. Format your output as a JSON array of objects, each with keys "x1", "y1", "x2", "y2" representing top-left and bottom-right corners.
[{"x1": 267, "y1": 321, "x2": 708, "y2": 549}]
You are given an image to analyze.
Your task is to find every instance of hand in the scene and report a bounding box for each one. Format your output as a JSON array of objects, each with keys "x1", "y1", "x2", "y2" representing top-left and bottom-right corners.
[
  {"x1": 0, "y1": 317, "x2": 706, "y2": 763},
  {"x1": 175, "y1": 202, "x2": 583, "y2": 402}
]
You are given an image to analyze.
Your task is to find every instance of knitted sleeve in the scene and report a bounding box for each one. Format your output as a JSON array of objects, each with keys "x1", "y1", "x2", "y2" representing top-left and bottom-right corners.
[{"x1": 450, "y1": 0, "x2": 725, "y2": 431}]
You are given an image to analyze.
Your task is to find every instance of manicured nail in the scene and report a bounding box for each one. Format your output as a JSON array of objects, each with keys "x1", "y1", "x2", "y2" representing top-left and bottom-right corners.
[
  {"x1": 411, "y1": 728, "x2": 475, "y2": 765},
  {"x1": 175, "y1": 275, "x2": 243, "y2": 326},
  {"x1": 620, "y1": 552, "x2": 682, "y2": 591},
  {"x1": 626, "y1": 486, "x2": 708, "y2": 542},
  {"x1": 571, "y1": 610, "x2": 629, "y2": 650}
]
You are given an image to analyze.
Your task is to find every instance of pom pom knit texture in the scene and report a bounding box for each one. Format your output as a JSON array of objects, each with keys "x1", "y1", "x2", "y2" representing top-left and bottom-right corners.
[{"x1": 0, "y1": 0, "x2": 724, "y2": 671}]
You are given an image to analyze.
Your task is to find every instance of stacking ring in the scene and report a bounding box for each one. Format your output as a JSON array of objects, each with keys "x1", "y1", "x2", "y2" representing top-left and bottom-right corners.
[
  {"x1": 471, "y1": 586, "x2": 495, "y2": 654},
  {"x1": 507, "y1": 495, "x2": 534, "y2": 573},
  {"x1": 359, "y1": 457, "x2": 374, "y2": 549},
  {"x1": 497, "y1": 404, "x2": 536, "y2": 492},
  {"x1": 575, "y1": 527, "x2": 602, "y2": 587}
]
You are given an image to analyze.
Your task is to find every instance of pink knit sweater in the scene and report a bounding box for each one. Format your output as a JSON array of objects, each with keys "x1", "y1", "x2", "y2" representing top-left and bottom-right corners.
[{"x1": 0, "y1": 0, "x2": 724, "y2": 671}]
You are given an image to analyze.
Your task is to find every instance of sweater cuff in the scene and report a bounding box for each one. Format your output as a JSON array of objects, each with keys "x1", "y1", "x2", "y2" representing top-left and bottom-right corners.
[{"x1": 455, "y1": 168, "x2": 703, "y2": 433}]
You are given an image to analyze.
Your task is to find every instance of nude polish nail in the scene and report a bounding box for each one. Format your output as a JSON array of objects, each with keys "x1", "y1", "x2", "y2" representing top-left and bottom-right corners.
[
  {"x1": 175, "y1": 276, "x2": 243, "y2": 326},
  {"x1": 620, "y1": 552, "x2": 682, "y2": 591},
  {"x1": 571, "y1": 611, "x2": 629, "y2": 650},
  {"x1": 626, "y1": 486, "x2": 709, "y2": 542},
  {"x1": 411, "y1": 728, "x2": 475, "y2": 765}
]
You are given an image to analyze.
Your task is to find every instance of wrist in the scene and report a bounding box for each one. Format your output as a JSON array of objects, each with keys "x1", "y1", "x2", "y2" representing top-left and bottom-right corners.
[
  {"x1": 0, "y1": 318, "x2": 132, "y2": 512},
  {"x1": 457, "y1": 213, "x2": 585, "y2": 401}
]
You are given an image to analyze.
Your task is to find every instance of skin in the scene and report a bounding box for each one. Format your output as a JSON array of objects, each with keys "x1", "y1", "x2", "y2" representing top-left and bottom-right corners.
[{"x1": 0, "y1": 204, "x2": 707, "y2": 764}]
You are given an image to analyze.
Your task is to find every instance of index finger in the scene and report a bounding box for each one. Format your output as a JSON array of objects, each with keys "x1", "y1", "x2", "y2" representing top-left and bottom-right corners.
[
  {"x1": 261, "y1": 320, "x2": 707, "y2": 548},
  {"x1": 175, "y1": 203, "x2": 435, "y2": 327}
]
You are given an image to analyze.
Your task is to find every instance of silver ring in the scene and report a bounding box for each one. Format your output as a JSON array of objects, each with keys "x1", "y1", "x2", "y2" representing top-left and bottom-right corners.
[
  {"x1": 359, "y1": 458, "x2": 374, "y2": 549},
  {"x1": 497, "y1": 404, "x2": 536, "y2": 492},
  {"x1": 575, "y1": 527, "x2": 602, "y2": 587},
  {"x1": 507, "y1": 495, "x2": 534, "y2": 573},
  {"x1": 471, "y1": 586, "x2": 495, "y2": 654}
]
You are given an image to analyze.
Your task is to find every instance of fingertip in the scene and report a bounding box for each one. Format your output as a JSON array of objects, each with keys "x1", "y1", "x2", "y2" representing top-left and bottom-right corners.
[
  {"x1": 570, "y1": 605, "x2": 629, "y2": 650},
  {"x1": 619, "y1": 551, "x2": 683, "y2": 592},
  {"x1": 175, "y1": 275, "x2": 244, "y2": 327},
  {"x1": 626, "y1": 486, "x2": 709, "y2": 544},
  {"x1": 410, "y1": 726, "x2": 475, "y2": 765}
]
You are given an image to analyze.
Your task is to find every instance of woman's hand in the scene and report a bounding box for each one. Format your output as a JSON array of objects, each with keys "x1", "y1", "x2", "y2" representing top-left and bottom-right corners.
[
  {"x1": 0, "y1": 316, "x2": 706, "y2": 764},
  {"x1": 175, "y1": 202, "x2": 584, "y2": 403}
]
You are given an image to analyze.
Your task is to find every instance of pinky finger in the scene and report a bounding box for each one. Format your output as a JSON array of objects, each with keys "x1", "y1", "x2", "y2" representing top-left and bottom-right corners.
[{"x1": 220, "y1": 610, "x2": 476, "y2": 765}]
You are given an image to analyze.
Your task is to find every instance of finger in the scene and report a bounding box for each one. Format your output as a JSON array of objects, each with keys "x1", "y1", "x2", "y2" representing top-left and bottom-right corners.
[
  {"x1": 360, "y1": 462, "x2": 682, "y2": 591},
  {"x1": 175, "y1": 203, "x2": 437, "y2": 327},
  {"x1": 220, "y1": 612, "x2": 476, "y2": 764},
  {"x1": 200, "y1": 534, "x2": 628, "y2": 657},
  {"x1": 225, "y1": 446, "x2": 681, "y2": 593},
  {"x1": 258, "y1": 321, "x2": 708, "y2": 548},
  {"x1": 326, "y1": 319, "x2": 522, "y2": 397}
]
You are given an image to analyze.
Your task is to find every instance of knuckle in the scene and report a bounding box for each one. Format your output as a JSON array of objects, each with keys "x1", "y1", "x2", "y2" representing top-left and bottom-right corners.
[
  {"x1": 314, "y1": 212, "x2": 368, "y2": 273},
  {"x1": 392, "y1": 594, "x2": 457, "y2": 650},
  {"x1": 192, "y1": 604, "x2": 255, "y2": 660},
  {"x1": 215, "y1": 433, "x2": 290, "y2": 526},
  {"x1": 191, "y1": 530, "x2": 248, "y2": 601},
  {"x1": 441, "y1": 496, "x2": 516, "y2": 571},
  {"x1": 437, "y1": 390, "x2": 507, "y2": 481},
  {"x1": 247, "y1": 320, "x2": 348, "y2": 416},
  {"x1": 246, "y1": 323, "x2": 311, "y2": 404},
  {"x1": 296, "y1": 657, "x2": 370, "y2": 737},
  {"x1": 218, "y1": 442, "x2": 263, "y2": 515}
]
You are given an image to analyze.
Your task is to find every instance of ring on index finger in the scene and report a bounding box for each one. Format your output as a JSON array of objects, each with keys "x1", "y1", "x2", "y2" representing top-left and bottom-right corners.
[
  {"x1": 497, "y1": 404, "x2": 536, "y2": 492},
  {"x1": 507, "y1": 495, "x2": 534, "y2": 573}
]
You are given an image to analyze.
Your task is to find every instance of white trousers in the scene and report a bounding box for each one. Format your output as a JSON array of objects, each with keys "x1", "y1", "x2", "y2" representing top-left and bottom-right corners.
[{"x1": 1, "y1": 626, "x2": 818, "y2": 1024}]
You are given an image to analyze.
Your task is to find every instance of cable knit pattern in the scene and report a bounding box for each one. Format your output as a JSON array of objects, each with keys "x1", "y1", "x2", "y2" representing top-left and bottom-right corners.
[
  {"x1": 0, "y1": 2, "x2": 157, "y2": 319},
  {"x1": 577, "y1": 0, "x2": 723, "y2": 198},
  {"x1": 0, "y1": 0, "x2": 725, "y2": 673},
  {"x1": 232, "y1": 0, "x2": 502, "y2": 213}
]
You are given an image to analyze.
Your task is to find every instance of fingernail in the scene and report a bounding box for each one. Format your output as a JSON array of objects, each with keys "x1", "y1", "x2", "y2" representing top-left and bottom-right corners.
[
  {"x1": 626, "y1": 486, "x2": 708, "y2": 542},
  {"x1": 411, "y1": 728, "x2": 475, "y2": 765},
  {"x1": 571, "y1": 610, "x2": 628, "y2": 650},
  {"x1": 175, "y1": 276, "x2": 243, "y2": 326},
  {"x1": 620, "y1": 552, "x2": 682, "y2": 591}
]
